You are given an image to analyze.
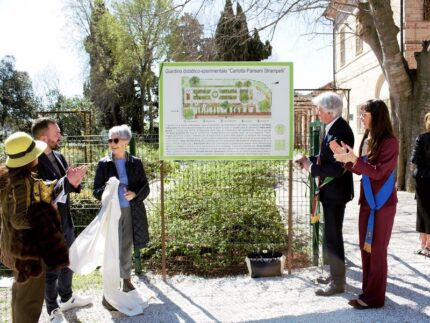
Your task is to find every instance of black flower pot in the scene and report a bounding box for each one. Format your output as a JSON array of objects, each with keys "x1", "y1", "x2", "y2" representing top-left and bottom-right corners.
[{"x1": 245, "y1": 250, "x2": 285, "y2": 278}]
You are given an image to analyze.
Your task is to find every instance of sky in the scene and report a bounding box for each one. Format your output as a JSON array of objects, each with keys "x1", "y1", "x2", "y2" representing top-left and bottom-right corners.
[{"x1": 0, "y1": 0, "x2": 333, "y2": 99}]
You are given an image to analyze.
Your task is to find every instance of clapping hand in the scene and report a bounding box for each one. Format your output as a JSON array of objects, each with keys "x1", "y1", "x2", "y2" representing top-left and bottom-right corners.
[
  {"x1": 66, "y1": 165, "x2": 87, "y2": 188},
  {"x1": 330, "y1": 140, "x2": 357, "y2": 164},
  {"x1": 329, "y1": 140, "x2": 344, "y2": 155}
]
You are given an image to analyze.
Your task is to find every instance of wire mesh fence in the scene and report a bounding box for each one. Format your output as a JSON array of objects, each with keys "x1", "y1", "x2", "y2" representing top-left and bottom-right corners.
[{"x1": 0, "y1": 133, "x2": 315, "y2": 276}]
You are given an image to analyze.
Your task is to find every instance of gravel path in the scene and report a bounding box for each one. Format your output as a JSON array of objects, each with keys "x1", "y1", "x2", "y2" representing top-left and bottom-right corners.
[{"x1": 1, "y1": 184, "x2": 429, "y2": 322}]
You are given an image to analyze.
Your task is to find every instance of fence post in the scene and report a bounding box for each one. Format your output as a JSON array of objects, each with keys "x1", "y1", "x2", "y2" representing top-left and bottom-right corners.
[
  {"x1": 287, "y1": 160, "x2": 293, "y2": 274},
  {"x1": 309, "y1": 121, "x2": 324, "y2": 266},
  {"x1": 130, "y1": 135, "x2": 142, "y2": 275},
  {"x1": 160, "y1": 160, "x2": 167, "y2": 281}
]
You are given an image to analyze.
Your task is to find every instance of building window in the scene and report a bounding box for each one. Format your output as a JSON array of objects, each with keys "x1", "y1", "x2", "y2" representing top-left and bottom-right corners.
[
  {"x1": 340, "y1": 26, "x2": 346, "y2": 66},
  {"x1": 425, "y1": 0, "x2": 430, "y2": 21},
  {"x1": 355, "y1": 20, "x2": 363, "y2": 55},
  {"x1": 357, "y1": 105, "x2": 364, "y2": 134}
]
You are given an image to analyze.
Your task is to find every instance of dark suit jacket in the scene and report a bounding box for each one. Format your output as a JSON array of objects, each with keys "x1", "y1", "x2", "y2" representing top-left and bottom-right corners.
[
  {"x1": 36, "y1": 151, "x2": 81, "y2": 242},
  {"x1": 93, "y1": 153, "x2": 150, "y2": 249},
  {"x1": 411, "y1": 132, "x2": 430, "y2": 179},
  {"x1": 309, "y1": 117, "x2": 354, "y2": 204}
]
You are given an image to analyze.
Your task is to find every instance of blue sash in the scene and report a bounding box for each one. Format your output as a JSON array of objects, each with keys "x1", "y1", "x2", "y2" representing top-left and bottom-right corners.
[{"x1": 362, "y1": 168, "x2": 395, "y2": 253}]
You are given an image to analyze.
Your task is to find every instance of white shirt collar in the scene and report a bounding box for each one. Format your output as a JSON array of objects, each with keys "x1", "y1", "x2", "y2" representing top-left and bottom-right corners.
[{"x1": 325, "y1": 116, "x2": 340, "y2": 136}]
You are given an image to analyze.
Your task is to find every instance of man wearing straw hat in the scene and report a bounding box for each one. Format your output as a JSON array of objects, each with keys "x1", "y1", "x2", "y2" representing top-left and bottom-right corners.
[{"x1": 0, "y1": 132, "x2": 84, "y2": 322}]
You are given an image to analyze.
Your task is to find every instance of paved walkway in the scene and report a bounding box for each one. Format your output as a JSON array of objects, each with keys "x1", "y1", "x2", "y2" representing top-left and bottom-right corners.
[{"x1": 1, "y1": 188, "x2": 429, "y2": 322}]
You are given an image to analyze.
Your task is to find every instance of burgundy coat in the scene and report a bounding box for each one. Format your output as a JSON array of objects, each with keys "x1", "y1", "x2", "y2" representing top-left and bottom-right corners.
[
  {"x1": 345, "y1": 135, "x2": 399, "y2": 307},
  {"x1": 346, "y1": 136, "x2": 399, "y2": 207}
]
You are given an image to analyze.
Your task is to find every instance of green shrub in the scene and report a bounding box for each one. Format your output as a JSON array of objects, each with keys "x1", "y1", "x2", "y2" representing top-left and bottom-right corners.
[
  {"x1": 135, "y1": 143, "x2": 178, "y2": 182},
  {"x1": 142, "y1": 161, "x2": 289, "y2": 276},
  {"x1": 258, "y1": 99, "x2": 271, "y2": 112}
]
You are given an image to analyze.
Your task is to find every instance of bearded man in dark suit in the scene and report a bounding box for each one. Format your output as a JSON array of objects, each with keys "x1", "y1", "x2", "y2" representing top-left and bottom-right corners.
[{"x1": 32, "y1": 118, "x2": 91, "y2": 322}]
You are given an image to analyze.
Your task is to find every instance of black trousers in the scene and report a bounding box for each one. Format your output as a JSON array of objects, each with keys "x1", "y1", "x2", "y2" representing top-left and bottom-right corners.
[
  {"x1": 322, "y1": 203, "x2": 346, "y2": 285},
  {"x1": 45, "y1": 226, "x2": 75, "y2": 314}
]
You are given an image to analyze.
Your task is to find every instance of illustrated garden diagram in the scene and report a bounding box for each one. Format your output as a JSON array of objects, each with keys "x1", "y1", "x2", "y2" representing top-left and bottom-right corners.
[{"x1": 182, "y1": 76, "x2": 272, "y2": 119}]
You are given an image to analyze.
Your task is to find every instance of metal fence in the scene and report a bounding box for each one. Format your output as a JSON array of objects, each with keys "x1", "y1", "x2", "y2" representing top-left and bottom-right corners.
[
  {"x1": 63, "y1": 134, "x2": 315, "y2": 274},
  {"x1": 0, "y1": 133, "x2": 316, "y2": 276},
  {"x1": 0, "y1": 88, "x2": 354, "y2": 276}
]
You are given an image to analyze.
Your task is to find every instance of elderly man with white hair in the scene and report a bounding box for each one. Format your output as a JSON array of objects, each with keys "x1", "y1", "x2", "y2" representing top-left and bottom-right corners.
[{"x1": 296, "y1": 91, "x2": 354, "y2": 296}]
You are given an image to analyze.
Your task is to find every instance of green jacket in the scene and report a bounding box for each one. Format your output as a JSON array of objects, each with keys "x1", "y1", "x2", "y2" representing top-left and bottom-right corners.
[{"x1": 0, "y1": 175, "x2": 69, "y2": 283}]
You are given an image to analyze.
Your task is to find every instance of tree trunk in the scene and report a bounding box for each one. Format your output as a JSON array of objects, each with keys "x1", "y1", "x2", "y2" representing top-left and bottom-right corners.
[
  {"x1": 357, "y1": 2, "x2": 383, "y2": 66},
  {"x1": 367, "y1": 0, "x2": 413, "y2": 190},
  {"x1": 140, "y1": 77, "x2": 145, "y2": 134},
  {"x1": 146, "y1": 79, "x2": 155, "y2": 135}
]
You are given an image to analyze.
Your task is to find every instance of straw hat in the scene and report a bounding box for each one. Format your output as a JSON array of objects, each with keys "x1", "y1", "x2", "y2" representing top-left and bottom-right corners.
[{"x1": 4, "y1": 132, "x2": 47, "y2": 168}]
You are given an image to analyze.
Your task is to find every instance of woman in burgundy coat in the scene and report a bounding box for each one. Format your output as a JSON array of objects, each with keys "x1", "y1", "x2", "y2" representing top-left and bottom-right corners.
[{"x1": 330, "y1": 99, "x2": 398, "y2": 309}]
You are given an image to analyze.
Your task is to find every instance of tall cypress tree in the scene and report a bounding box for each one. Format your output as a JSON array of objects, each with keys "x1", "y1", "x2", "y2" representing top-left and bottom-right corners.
[
  {"x1": 85, "y1": 0, "x2": 124, "y2": 128},
  {"x1": 247, "y1": 28, "x2": 272, "y2": 61},
  {"x1": 214, "y1": 0, "x2": 236, "y2": 61},
  {"x1": 215, "y1": 1, "x2": 271, "y2": 61},
  {"x1": 233, "y1": 2, "x2": 249, "y2": 60}
]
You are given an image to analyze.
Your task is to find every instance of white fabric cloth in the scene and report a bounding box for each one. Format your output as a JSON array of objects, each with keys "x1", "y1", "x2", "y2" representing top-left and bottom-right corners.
[
  {"x1": 69, "y1": 177, "x2": 149, "y2": 316},
  {"x1": 53, "y1": 177, "x2": 67, "y2": 204}
]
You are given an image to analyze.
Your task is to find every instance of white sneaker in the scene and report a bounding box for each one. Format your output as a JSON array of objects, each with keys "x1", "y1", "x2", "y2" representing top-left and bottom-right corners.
[
  {"x1": 49, "y1": 308, "x2": 65, "y2": 323},
  {"x1": 59, "y1": 294, "x2": 92, "y2": 312}
]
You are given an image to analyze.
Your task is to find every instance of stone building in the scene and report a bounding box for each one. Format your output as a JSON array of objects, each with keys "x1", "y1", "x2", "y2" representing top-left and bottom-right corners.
[{"x1": 324, "y1": 0, "x2": 430, "y2": 142}]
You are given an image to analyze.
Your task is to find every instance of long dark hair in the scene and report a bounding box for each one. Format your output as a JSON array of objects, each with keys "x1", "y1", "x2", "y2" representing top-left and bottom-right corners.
[
  {"x1": 0, "y1": 163, "x2": 34, "y2": 190},
  {"x1": 358, "y1": 99, "x2": 395, "y2": 162}
]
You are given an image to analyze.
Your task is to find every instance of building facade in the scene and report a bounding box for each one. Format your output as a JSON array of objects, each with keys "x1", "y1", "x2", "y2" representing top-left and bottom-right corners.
[{"x1": 324, "y1": 0, "x2": 430, "y2": 143}]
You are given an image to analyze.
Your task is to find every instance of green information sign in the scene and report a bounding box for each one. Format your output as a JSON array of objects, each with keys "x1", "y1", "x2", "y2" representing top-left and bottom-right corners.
[{"x1": 159, "y1": 62, "x2": 294, "y2": 160}]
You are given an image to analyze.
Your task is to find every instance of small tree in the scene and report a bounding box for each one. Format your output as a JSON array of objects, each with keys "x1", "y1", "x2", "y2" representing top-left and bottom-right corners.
[
  {"x1": 258, "y1": 100, "x2": 270, "y2": 113},
  {"x1": 168, "y1": 13, "x2": 215, "y2": 62},
  {"x1": 84, "y1": 0, "x2": 129, "y2": 129},
  {"x1": 0, "y1": 55, "x2": 38, "y2": 131},
  {"x1": 46, "y1": 95, "x2": 100, "y2": 136},
  {"x1": 189, "y1": 76, "x2": 200, "y2": 86},
  {"x1": 114, "y1": 0, "x2": 177, "y2": 134}
]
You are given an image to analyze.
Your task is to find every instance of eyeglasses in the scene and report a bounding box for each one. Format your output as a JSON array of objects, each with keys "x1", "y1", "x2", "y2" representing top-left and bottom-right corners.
[{"x1": 108, "y1": 138, "x2": 120, "y2": 144}]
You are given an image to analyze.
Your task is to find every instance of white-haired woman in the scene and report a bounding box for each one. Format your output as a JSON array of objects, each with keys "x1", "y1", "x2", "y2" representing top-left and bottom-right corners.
[
  {"x1": 93, "y1": 125, "x2": 150, "y2": 310},
  {"x1": 412, "y1": 112, "x2": 430, "y2": 256}
]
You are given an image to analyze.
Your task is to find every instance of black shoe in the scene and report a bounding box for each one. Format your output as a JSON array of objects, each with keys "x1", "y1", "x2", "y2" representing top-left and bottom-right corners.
[
  {"x1": 102, "y1": 296, "x2": 118, "y2": 311},
  {"x1": 315, "y1": 276, "x2": 331, "y2": 284},
  {"x1": 315, "y1": 282, "x2": 344, "y2": 296},
  {"x1": 348, "y1": 299, "x2": 370, "y2": 310},
  {"x1": 122, "y1": 278, "x2": 136, "y2": 292}
]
